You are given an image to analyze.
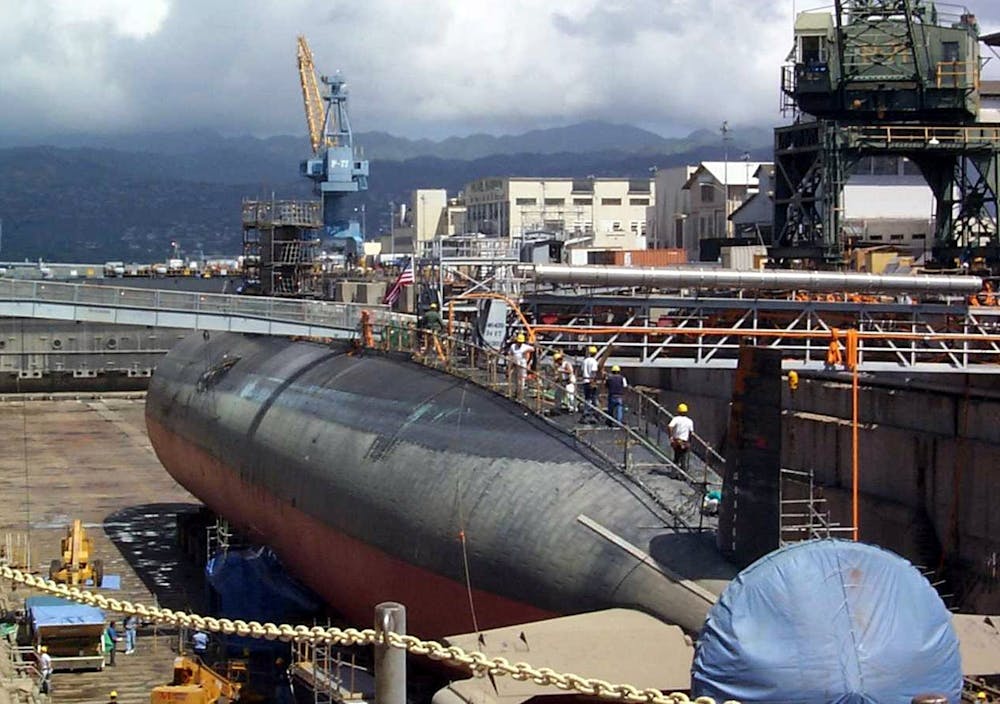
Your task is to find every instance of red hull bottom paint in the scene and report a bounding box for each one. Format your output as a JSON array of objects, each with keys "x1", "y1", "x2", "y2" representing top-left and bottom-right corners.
[{"x1": 147, "y1": 419, "x2": 556, "y2": 637}]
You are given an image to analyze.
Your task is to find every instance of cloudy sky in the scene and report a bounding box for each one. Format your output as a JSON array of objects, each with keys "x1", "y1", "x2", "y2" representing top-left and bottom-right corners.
[{"x1": 2, "y1": 0, "x2": 999, "y2": 142}]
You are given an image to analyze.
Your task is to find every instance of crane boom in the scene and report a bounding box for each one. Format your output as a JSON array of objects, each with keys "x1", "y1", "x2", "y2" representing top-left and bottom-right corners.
[{"x1": 297, "y1": 35, "x2": 329, "y2": 154}]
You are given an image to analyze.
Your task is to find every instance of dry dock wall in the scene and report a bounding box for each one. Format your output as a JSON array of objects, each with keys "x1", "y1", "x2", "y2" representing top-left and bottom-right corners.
[{"x1": 633, "y1": 366, "x2": 1000, "y2": 614}]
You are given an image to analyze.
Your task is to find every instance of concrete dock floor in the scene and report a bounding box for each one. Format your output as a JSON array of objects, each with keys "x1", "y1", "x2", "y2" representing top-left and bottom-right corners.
[{"x1": 0, "y1": 395, "x2": 206, "y2": 703}]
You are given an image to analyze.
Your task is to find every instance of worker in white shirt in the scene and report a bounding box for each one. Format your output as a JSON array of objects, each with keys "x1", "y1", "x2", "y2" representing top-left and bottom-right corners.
[
  {"x1": 667, "y1": 403, "x2": 695, "y2": 472},
  {"x1": 580, "y1": 346, "x2": 599, "y2": 422},
  {"x1": 553, "y1": 352, "x2": 576, "y2": 414},
  {"x1": 508, "y1": 333, "x2": 534, "y2": 400}
]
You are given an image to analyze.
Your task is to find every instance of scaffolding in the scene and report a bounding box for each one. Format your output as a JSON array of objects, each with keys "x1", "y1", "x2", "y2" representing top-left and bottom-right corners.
[
  {"x1": 242, "y1": 199, "x2": 323, "y2": 297},
  {"x1": 778, "y1": 468, "x2": 854, "y2": 545}
]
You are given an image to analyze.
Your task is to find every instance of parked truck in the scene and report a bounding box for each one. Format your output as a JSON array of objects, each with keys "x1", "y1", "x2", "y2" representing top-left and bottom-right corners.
[{"x1": 23, "y1": 596, "x2": 106, "y2": 671}]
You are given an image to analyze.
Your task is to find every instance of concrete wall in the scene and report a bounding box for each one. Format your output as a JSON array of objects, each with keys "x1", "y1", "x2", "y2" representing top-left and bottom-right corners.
[{"x1": 631, "y1": 364, "x2": 1000, "y2": 613}]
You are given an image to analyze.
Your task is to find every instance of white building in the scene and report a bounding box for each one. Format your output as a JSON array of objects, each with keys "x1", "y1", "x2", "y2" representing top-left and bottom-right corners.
[
  {"x1": 463, "y1": 177, "x2": 655, "y2": 250},
  {"x1": 381, "y1": 189, "x2": 466, "y2": 255},
  {"x1": 650, "y1": 166, "x2": 696, "y2": 252}
]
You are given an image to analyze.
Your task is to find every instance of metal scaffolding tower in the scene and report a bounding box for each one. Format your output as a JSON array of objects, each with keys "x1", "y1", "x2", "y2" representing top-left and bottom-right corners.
[{"x1": 241, "y1": 199, "x2": 322, "y2": 297}]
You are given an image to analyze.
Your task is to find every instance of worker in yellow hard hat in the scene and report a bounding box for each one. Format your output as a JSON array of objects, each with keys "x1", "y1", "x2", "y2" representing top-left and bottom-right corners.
[
  {"x1": 509, "y1": 332, "x2": 534, "y2": 400},
  {"x1": 605, "y1": 365, "x2": 627, "y2": 424},
  {"x1": 976, "y1": 692, "x2": 987, "y2": 702},
  {"x1": 580, "y1": 346, "x2": 600, "y2": 422},
  {"x1": 552, "y1": 351, "x2": 576, "y2": 415},
  {"x1": 668, "y1": 402, "x2": 694, "y2": 472},
  {"x1": 108, "y1": 691, "x2": 118, "y2": 703},
  {"x1": 418, "y1": 302, "x2": 444, "y2": 354}
]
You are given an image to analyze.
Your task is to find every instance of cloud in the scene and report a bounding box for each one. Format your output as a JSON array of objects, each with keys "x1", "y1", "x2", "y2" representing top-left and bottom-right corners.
[{"x1": 0, "y1": 0, "x2": 998, "y2": 141}]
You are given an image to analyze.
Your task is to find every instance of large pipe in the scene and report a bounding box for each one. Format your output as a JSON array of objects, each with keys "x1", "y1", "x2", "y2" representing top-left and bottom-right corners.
[{"x1": 520, "y1": 264, "x2": 983, "y2": 295}]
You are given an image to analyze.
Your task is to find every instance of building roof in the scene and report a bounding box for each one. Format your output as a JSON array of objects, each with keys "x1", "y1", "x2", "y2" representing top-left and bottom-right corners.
[
  {"x1": 682, "y1": 161, "x2": 770, "y2": 190},
  {"x1": 981, "y1": 79, "x2": 1000, "y2": 98}
]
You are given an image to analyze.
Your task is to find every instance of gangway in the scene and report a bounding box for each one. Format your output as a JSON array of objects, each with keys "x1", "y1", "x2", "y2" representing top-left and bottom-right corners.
[
  {"x1": 373, "y1": 324, "x2": 723, "y2": 535},
  {"x1": 0, "y1": 278, "x2": 408, "y2": 338}
]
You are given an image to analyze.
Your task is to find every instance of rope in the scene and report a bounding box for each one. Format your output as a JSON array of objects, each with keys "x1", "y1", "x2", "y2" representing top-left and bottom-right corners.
[{"x1": 0, "y1": 565, "x2": 736, "y2": 704}]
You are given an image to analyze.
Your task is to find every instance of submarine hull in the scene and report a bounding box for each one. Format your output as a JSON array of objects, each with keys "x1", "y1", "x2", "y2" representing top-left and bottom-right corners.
[{"x1": 146, "y1": 332, "x2": 736, "y2": 636}]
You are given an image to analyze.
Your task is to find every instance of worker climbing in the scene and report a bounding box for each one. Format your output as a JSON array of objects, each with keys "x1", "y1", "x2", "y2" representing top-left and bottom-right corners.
[{"x1": 667, "y1": 403, "x2": 694, "y2": 473}]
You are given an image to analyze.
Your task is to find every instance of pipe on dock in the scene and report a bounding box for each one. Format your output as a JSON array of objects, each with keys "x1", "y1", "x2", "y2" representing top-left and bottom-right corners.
[
  {"x1": 374, "y1": 602, "x2": 407, "y2": 704},
  {"x1": 520, "y1": 264, "x2": 984, "y2": 295}
]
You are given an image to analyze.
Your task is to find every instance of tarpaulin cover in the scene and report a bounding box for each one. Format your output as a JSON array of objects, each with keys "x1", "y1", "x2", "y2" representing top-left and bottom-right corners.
[
  {"x1": 26, "y1": 595, "x2": 105, "y2": 628},
  {"x1": 205, "y1": 547, "x2": 321, "y2": 622},
  {"x1": 691, "y1": 540, "x2": 961, "y2": 704}
]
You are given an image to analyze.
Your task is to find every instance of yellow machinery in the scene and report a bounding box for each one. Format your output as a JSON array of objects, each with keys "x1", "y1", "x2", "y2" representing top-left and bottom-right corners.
[
  {"x1": 48, "y1": 520, "x2": 103, "y2": 587},
  {"x1": 150, "y1": 656, "x2": 243, "y2": 704}
]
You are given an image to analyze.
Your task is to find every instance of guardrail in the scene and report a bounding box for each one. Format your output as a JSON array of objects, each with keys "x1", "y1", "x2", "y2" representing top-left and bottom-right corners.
[{"x1": 0, "y1": 279, "x2": 409, "y2": 333}]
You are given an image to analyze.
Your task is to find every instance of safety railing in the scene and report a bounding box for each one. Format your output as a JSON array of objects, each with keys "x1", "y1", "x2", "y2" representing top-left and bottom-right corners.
[
  {"x1": 847, "y1": 124, "x2": 1000, "y2": 147},
  {"x1": 372, "y1": 321, "x2": 714, "y2": 528},
  {"x1": 935, "y1": 61, "x2": 978, "y2": 90},
  {"x1": 0, "y1": 278, "x2": 410, "y2": 331},
  {"x1": 625, "y1": 387, "x2": 726, "y2": 483}
]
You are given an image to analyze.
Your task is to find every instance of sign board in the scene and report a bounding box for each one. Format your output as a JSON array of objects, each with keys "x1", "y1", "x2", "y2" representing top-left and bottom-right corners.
[{"x1": 477, "y1": 299, "x2": 509, "y2": 350}]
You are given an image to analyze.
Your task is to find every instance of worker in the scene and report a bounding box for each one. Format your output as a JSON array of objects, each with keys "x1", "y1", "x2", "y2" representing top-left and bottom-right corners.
[
  {"x1": 976, "y1": 693, "x2": 988, "y2": 703},
  {"x1": 103, "y1": 621, "x2": 119, "y2": 667},
  {"x1": 418, "y1": 302, "x2": 444, "y2": 353},
  {"x1": 667, "y1": 403, "x2": 695, "y2": 472},
  {"x1": 274, "y1": 657, "x2": 294, "y2": 704},
  {"x1": 580, "y1": 346, "x2": 599, "y2": 423},
  {"x1": 552, "y1": 352, "x2": 576, "y2": 414},
  {"x1": 192, "y1": 629, "x2": 209, "y2": 660},
  {"x1": 508, "y1": 333, "x2": 534, "y2": 400},
  {"x1": 124, "y1": 613, "x2": 138, "y2": 655},
  {"x1": 605, "y1": 365, "x2": 627, "y2": 425},
  {"x1": 702, "y1": 488, "x2": 722, "y2": 516},
  {"x1": 38, "y1": 645, "x2": 52, "y2": 694},
  {"x1": 108, "y1": 691, "x2": 118, "y2": 704},
  {"x1": 825, "y1": 336, "x2": 843, "y2": 371}
]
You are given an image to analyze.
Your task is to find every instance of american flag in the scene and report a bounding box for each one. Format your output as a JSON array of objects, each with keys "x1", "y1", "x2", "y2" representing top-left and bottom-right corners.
[{"x1": 383, "y1": 257, "x2": 414, "y2": 306}]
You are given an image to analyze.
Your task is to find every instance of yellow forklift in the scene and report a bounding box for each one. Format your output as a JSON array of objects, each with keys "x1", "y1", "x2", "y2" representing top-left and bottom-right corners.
[{"x1": 48, "y1": 520, "x2": 103, "y2": 587}]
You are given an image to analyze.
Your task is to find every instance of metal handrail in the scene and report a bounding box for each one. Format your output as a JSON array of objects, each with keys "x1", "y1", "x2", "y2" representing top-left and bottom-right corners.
[{"x1": 625, "y1": 386, "x2": 726, "y2": 481}]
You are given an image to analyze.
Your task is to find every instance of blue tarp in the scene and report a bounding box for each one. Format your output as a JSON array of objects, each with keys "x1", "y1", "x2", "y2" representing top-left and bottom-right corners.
[
  {"x1": 205, "y1": 547, "x2": 321, "y2": 622},
  {"x1": 26, "y1": 596, "x2": 105, "y2": 628},
  {"x1": 691, "y1": 540, "x2": 961, "y2": 704}
]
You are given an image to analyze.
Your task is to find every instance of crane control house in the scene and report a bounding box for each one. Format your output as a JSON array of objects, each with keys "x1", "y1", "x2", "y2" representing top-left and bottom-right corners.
[{"x1": 773, "y1": 0, "x2": 999, "y2": 270}]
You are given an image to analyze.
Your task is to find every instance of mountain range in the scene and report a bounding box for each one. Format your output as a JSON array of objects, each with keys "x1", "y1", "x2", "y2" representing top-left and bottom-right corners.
[{"x1": 0, "y1": 121, "x2": 773, "y2": 261}]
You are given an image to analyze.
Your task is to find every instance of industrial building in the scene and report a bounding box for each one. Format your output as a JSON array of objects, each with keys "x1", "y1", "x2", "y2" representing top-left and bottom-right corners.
[{"x1": 462, "y1": 176, "x2": 654, "y2": 250}]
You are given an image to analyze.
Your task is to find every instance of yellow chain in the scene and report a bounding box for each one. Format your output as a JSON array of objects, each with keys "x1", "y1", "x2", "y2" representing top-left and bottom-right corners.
[{"x1": 1, "y1": 564, "x2": 734, "y2": 704}]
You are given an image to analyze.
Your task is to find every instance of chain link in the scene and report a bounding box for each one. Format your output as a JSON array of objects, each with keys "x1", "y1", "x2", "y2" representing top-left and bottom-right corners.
[{"x1": 1, "y1": 564, "x2": 735, "y2": 704}]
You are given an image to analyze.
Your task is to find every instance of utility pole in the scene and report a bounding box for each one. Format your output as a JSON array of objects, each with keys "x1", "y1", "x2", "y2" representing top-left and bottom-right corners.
[
  {"x1": 721, "y1": 121, "x2": 731, "y2": 238},
  {"x1": 389, "y1": 201, "x2": 395, "y2": 257}
]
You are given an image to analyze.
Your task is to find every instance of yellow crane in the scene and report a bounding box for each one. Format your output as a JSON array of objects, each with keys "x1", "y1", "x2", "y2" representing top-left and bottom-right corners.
[{"x1": 296, "y1": 35, "x2": 332, "y2": 154}]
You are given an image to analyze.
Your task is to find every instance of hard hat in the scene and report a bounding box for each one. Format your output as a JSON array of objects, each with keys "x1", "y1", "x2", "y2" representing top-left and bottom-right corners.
[
  {"x1": 611, "y1": 365, "x2": 621, "y2": 372},
  {"x1": 553, "y1": 351, "x2": 563, "y2": 359},
  {"x1": 39, "y1": 646, "x2": 47, "y2": 653},
  {"x1": 588, "y1": 346, "x2": 597, "y2": 354},
  {"x1": 110, "y1": 692, "x2": 118, "y2": 699},
  {"x1": 430, "y1": 303, "x2": 438, "y2": 309},
  {"x1": 677, "y1": 403, "x2": 688, "y2": 413},
  {"x1": 977, "y1": 693, "x2": 987, "y2": 701},
  {"x1": 516, "y1": 333, "x2": 525, "y2": 342}
]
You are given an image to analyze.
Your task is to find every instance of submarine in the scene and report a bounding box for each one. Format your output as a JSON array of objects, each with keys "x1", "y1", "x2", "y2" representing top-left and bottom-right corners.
[{"x1": 146, "y1": 331, "x2": 738, "y2": 637}]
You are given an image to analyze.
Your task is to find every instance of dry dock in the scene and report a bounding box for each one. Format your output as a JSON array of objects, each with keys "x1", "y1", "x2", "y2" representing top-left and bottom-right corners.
[{"x1": 0, "y1": 394, "x2": 205, "y2": 703}]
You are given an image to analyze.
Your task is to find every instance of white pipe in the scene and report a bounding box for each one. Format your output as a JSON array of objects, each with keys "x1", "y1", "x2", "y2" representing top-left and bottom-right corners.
[{"x1": 520, "y1": 264, "x2": 983, "y2": 295}]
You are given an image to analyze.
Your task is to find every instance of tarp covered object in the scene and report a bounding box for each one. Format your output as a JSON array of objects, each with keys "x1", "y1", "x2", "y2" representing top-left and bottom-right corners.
[
  {"x1": 26, "y1": 595, "x2": 105, "y2": 627},
  {"x1": 205, "y1": 547, "x2": 321, "y2": 622},
  {"x1": 691, "y1": 540, "x2": 961, "y2": 704}
]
